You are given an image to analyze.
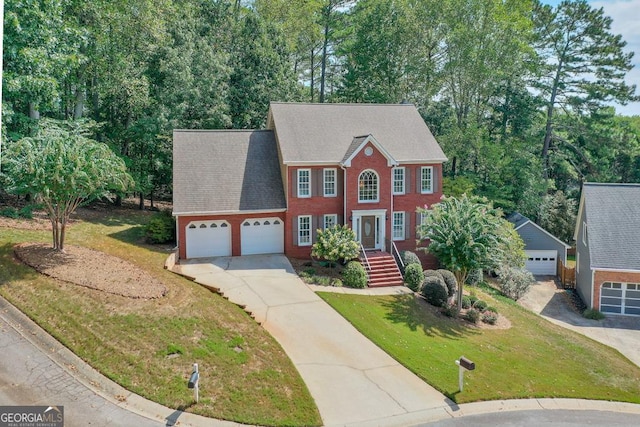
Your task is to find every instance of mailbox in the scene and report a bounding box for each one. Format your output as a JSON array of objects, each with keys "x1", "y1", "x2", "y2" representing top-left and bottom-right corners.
[
  {"x1": 458, "y1": 357, "x2": 475, "y2": 371},
  {"x1": 188, "y1": 371, "x2": 199, "y2": 389}
]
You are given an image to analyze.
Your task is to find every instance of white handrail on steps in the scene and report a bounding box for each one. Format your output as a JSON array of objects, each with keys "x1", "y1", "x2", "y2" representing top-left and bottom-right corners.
[{"x1": 359, "y1": 242, "x2": 371, "y2": 282}]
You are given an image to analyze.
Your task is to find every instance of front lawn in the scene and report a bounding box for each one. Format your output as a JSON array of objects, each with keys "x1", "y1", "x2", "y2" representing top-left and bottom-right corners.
[
  {"x1": 318, "y1": 288, "x2": 640, "y2": 404},
  {"x1": 0, "y1": 205, "x2": 321, "y2": 426}
]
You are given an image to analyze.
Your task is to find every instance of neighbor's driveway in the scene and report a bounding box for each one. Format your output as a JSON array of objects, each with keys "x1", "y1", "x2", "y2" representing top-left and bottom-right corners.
[
  {"x1": 175, "y1": 255, "x2": 452, "y2": 427},
  {"x1": 519, "y1": 278, "x2": 640, "y2": 368}
]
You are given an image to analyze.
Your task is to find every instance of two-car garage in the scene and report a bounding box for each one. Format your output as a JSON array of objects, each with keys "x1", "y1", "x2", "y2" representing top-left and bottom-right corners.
[{"x1": 184, "y1": 217, "x2": 284, "y2": 259}]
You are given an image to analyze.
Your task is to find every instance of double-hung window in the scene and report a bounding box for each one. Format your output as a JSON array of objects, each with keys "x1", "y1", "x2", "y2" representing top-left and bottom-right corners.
[
  {"x1": 392, "y1": 212, "x2": 405, "y2": 240},
  {"x1": 323, "y1": 214, "x2": 338, "y2": 230},
  {"x1": 392, "y1": 167, "x2": 405, "y2": 195},
  {"x1": 298, "y1": 215, "x2": 311, "y2": 246},
  {"x1": 323, "y1": 168, "x2": 336, "y2": 197},
  {"x1": 297, "y1": 169, "x2": 311, "y2": 198},
  {"x1": 420, "y1": 166, "x2": 433, "y2": 194}
]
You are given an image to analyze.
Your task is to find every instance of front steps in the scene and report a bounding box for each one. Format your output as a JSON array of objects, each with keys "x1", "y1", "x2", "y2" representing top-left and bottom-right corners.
[{"x1": 360, "y1": 251, "x2": 404, "y2": 287}]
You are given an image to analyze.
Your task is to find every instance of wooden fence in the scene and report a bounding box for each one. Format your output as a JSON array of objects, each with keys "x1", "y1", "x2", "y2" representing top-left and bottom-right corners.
[{"x1": 558, "y1": 259, "x2": 576, "y2": 289}]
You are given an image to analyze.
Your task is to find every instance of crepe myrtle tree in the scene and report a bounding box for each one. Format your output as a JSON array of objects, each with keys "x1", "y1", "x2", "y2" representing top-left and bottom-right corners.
[
  {"x1": 311, "y1": 224, "x2": 360, "y2": 268},
  {"x1": 1, "y1": 119, "x2": 133, "y2": 251},
  {"x1": 417, "y1": 194, "x2": 524, "y2": 311}
]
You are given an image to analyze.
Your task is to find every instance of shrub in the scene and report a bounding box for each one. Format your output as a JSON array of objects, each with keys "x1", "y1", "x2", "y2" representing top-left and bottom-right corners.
[
  {"x1": 402, "y1": 251, "x2": 421, "y2": 267},
  {"x1": 466, "y1": 268, "x2": 483, "y2": 285},
  {"x1": 473, "y1": 300, "x2": 488, "y2": 312},
  {"x1": 583, "y1": 308, "x2": 605, "y2": 320},
  {"x1": 497, "y1": 266, "x2": 534, "y2": 300},
  {"x1": 404, "y1": 263, "x2": 425, "y2": 291},
  {"x1": 482, "y1": 312, "x2": 498, "y2": 325},
  {"x1": 423, "y1": 269, "x2": 443, "y2": 280},
  {"x1": 303, "y1": 267, "x2": 317, "y2": 276},
  {"x1": 486, "y1": 306, "x2": 498, "y2": 314},
  {"x1": 342, "y1": 261, "x2": 368, "y2": 289},
  {"x1": 421, "y1": 276, "x2": 448, "y2": 307},
  {"x1": 312, "y1": 225, "x2": 359, "y2": 265},
  {"x1": 468, "y1": 295, "x2": 479, "y2": 305},
  {"x1": 0, "y1": 207, "x2": 19, "y2": 219},
  {"x1": 331, "y1": 278, "x2": 343, "y2": 287},
  {"x1": 442, "y1": 304, "x2": 459, "y2": 318},
  {"x1": 437, "y1": 269, "x2": 457, "y2": 297},
  {"x1": 144, "y1": 210, "x2": 176, "y2": 244},
  {"x1": 464, "y1": 308, "x2": 480, "y2": 323},
  {"x1": 461, "y1": 296, "x2": 472, "y2": 309}
]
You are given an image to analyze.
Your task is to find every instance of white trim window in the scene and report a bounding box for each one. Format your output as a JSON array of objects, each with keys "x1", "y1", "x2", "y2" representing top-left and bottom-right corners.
[
  {"x1": 298, "y1": 169, "x2": 311, "y2": 198},
  {"x1": 298, "y1": 215, "x2": 312, "y2": 246},
  {"x1": 323, "y1": 214, "x2": 338, "y2": 230},
  {"x1": 358, "y1": 169, "x2": 379, "y2": 202},
  {"x1": 392, "y1": 167, "x2": 405, "y2": 195},
  {"x1": 392, "y1": 212, "x2": 405, "y2": 240},
  {"x1": 323, "y1": 168, "x2": 336, "y2": 197},
  {"x1": 421, "y1": 166, "x2": 433, "y2": 194}
]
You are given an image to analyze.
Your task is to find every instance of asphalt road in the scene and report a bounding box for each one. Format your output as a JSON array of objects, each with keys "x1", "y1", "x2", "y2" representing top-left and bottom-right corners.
[{"x1": 0, "y1": 309, "x2": 164, "y2": 427}]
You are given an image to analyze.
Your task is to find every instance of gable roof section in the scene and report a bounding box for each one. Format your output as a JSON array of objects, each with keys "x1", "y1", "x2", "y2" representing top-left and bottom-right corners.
[
  {"x1": 579, "y1": 183, "x2": 640, "y2": 271},
  {"x1": 173, "y1": 130, "x2": 286, "y2": 215},
  {"x1": 506, "y1": 212, "x2": 570, "y2": 248},
  {"x1": 268, "y1": 103, "x2": 447, "y2": 165},
  {"x1": 341, "y1": 134, "x2": 398, "y2": 167}
]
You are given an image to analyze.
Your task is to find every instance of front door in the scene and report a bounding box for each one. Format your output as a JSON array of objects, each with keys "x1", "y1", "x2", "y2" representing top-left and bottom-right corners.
[{"x1": 361, "y1": 215, "x2": 376, "y2": 249}]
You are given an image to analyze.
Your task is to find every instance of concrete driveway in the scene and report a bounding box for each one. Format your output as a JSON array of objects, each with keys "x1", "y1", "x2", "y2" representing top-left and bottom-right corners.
[
  {"x1": 518, "y1": 278, "x2": 640, "y2": 367},
  {"x1": 175, "y1": 255, "x2": 453, "y2": 427}
]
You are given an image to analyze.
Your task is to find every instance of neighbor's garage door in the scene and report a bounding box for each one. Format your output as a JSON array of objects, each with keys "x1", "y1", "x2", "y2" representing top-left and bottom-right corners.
[
  {"x1": 600, "y1": 282, "x2": 640, "y2": 316},
  {"x1": 185, "y1": 220, "x2": 231, "y2": 258},
  {"x1": 524, "y1": 250, "x2": 557, "y2": 275},
  {"x1": 241, "y1": 217, "x2": 284, "y2": 255}
]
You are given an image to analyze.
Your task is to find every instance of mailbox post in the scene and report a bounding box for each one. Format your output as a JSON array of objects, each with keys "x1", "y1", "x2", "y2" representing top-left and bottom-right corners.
[
  {"x1": 188, "y1": 363, "x2": 200, "y2": 403},
  {"x1": 455, "y1": 356, "x2": 475, "y2": 391}
]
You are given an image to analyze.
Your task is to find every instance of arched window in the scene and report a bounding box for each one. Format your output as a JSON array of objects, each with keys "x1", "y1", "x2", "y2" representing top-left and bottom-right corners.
[{"x1": 358, "y1": 170, "x2": 379, "y2": 202}]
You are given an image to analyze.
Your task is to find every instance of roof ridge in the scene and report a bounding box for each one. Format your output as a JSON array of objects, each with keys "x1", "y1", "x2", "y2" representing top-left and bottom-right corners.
[
  {"x1": 584, "y1": 182, "x2": 640, "y2": 188},
  {"x1": 269, "y1": 102, "x2": 415, "y2": 107},
  {"x1": 173, "y1": 129, "x2": 272, "y2": 133}
]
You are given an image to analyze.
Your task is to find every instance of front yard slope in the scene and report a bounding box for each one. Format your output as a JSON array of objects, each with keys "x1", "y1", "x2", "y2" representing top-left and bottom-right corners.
[{"x1": 318, "y1": 291, "x2": 640, "y2": 404}]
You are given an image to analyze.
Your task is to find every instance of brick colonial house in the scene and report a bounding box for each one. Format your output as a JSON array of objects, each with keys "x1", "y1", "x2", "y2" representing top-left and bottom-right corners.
[
  {"x1": 574, "y1": 183, "x2": 640, "y2": 316},
  {"x1": 173, "y1": 103, "x2": 447, "y2": 280}
]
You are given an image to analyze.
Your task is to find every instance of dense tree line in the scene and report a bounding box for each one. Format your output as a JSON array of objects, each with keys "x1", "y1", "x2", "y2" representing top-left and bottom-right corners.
[{"x1": 3, "y1": 0, "x2": 639, "y2": 237}]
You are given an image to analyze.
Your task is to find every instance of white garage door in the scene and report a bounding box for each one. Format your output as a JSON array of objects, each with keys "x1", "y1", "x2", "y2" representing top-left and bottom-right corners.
[
  {"x1": 241, "y1": 218, "x2": 284, "y2": 255},
  {"x1": 600, "y1": 282, "x2": 640, "y2": 316},
  {"x1": 525, "y1": 250, "x2": 557, "y2": 275},
  {"x1": 185, "y1": 220, "x2": 231, "y2": 258}
]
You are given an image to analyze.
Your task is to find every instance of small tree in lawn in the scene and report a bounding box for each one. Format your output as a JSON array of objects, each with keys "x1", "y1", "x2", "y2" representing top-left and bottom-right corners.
[
  {"x1": 311, "y1": 224, "x2": 359, "y2": 268},
  {"x1": 1, "y1": 119, "x2": 133, "y2": 251},
  {"x1": 417, "y1": 194, "x2": 521, "y2": 311}
]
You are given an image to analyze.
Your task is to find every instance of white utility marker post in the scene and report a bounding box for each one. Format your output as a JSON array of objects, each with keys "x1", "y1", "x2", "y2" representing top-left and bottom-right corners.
[
  {"x1": 455, "y1": 356, "x2": 475, "y2": 392},
  {"x1": 188, "y1": 363, "x2": 200, "y2": 403}
]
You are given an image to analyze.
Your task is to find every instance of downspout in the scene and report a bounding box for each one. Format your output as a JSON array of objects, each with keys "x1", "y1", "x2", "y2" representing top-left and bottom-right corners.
[
  {"x1": 591, "y1": 268, "x2": 595, "y2": 309},
  {"x1": 389, "y1": 166, "x2": 394, "y2": 253},
  {"x1": 340, "y1": 164, "x2": 347, "y2": 226}
]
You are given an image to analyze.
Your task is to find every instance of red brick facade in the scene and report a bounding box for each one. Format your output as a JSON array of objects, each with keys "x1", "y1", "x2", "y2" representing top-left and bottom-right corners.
[{"x1": 592, "y1": 270, "x2": 640, "y2": 311}]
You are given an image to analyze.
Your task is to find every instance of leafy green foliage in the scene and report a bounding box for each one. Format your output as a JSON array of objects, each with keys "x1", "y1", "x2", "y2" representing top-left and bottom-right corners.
[
  {"x1": 341, "y1": 261, "x2": 367, "y2": 289},
  {"x1": 461, "y1": 296, "x2": 471, "y2": 309},
  {"x1": 583, "y1": 308, "x2": 606, "y2": 321},
  {"x1": 403, "y1": 264, "x2": 424, "y2": 292},
  {"x1": 481, "y1": 312, "x2": 498, "y2": 325},
  {"x1": 473, "y1": 300, "x2": 488, "y2": 312},
  {"x1": 497, "y1": 266, "x2": 535, "y2": 301},
  {"x1": 145, "y1": 210, "x2": 176, "y2": 244},
  {"x1": 401, "y1": 250, "x2": 421, "y2": 267},
  {"x1": 465, "y1": 268, "x2": 483, "y2": 286},
  {"x1": 420, "y1": 276, "x2": 448, "y2": 307},
  {"x1": 1, "y1": 120, "x2": 133, "y2": 250},
  {"x1": 311, "y1": 225, "x2": 359, "y2": 266},
  {"x1": 538, "y1": 191, "x2": 577, "y2": 244},
  {"x1": 464, "y1": 308, "x2": 480, "y2": 324},
  {"x1": 437, "y1": 269, "x2": 457, "y2": 297}
]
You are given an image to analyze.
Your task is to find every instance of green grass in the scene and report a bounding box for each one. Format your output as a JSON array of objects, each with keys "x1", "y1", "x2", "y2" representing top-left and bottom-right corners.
[
  {"x1": 318, "y1": 289, "x2": 640, "y2": 404},
  {"x1": 0, "y1": 207, "x2": 321, "y2": 426}
]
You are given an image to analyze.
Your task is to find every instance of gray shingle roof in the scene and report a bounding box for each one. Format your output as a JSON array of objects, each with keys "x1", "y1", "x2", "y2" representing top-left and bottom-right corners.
[
  {"x1": 269, "y1": 103, "x2": 447, "y2": 164},
  {"x1": 583, "y1": 183, "x2": 640, "y2": 270},
  {"x1": 506, "y1": 212, "x2": 529, "y2": 229},
  {"x1": 173, "y1": 130, "x2": 286, "y2": 214}
]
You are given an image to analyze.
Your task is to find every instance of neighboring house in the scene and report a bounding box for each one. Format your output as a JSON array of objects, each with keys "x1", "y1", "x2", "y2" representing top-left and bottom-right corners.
[
  {"x1": 173, "y1": 102, "x2": 447, "y2": 269},
  {"x1": 574, "y1": 183, "x2": 640, "y2": 316},
  {"x1": 507, "y1": 212, "x2": 570, "y2": 276}
]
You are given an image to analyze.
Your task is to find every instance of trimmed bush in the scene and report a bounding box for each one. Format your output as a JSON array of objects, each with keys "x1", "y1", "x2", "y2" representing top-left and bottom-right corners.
[
  {"x1": 402, "y1": 251, "x2": 421, "y2": 267},
  {"x1": 342, "y1": 261, "x2": 368, "y2": 289},
  {"x1": 466, "y1": 268, "x2": 483, "y2": 285},
  {"x1": 404, "y1": 263, "x2": 425, "y2": 291},
  {"x1": 437, "y1": 269, "x2": 457, "y2": 297},
  {"x1": 423, "y1": 269, "x2": 443, "y2": 280},
  {"x1": 468, "y1": 295, "x2": 479, "y2": 305},
  {"x1": 0, "y1": 207, "x2": 19, "y2": 219},
  {"x1": 482, "y1": 312, "x2": 498, "y2": 325},
  {"x1": 497, "y1": 266, "x2": 534, "y2": 300},
  {"x1": 473, "y1": 300, "x2": 488, "y2": 312},
  {"x1": 421, "y1": 276, "x2": 448, "y2": 307},
  {"x1": 583, "y1": 308, "x2": 605, "y2": 320},
  {"x1": 464, "y1": 308, "x2": 480, "y2": 323},
  {"x1": 486, "y1": 306, "x2": 498, "y2": 314},
  {"x1": 461, "y1": 296, "x2": 472, "y2": 309},
  {"x1": 144, "y1": 210, "x2": 176, "y2": 244}
]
